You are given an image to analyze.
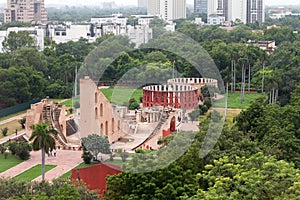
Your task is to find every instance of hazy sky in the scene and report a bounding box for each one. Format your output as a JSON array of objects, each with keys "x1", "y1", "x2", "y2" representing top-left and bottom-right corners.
[{"x1": 45, "y1": 0, "x2": 300, "y2": 6}]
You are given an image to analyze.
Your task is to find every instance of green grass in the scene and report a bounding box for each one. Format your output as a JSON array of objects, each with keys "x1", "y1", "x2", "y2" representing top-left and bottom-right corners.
[
  {"x1": 213, "y1": 92, "x2": 267, "y2": 109},
  {"x1": 100, "y1": 88, "x2": 143, "y2": 105},
  {"x1": 0, "y1": 120, "x2": 23, "y2": 139},
  {"x1": 59, "y1": 88, "x2": 143, "y2": 108},
  {"x1": 0, "y1": 153, "x2": 24, "y2": 173},
  {"x1": 60, "y1": 162, "x2": 99, "y2": 179},
  {"x1": 60, "y1": 97, "x2": 79, "y2": 108},
  {"x1": 14, "y1": 164, "x2": 57, "y2": 181},
  {"x1": 104, "y1": 159, "x2": 128, "y2": 167}
]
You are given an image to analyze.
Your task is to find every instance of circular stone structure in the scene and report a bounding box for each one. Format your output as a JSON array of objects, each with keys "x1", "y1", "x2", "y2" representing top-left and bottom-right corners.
[
  {"x1": 167, "y1": 78, "x2": 218, "y2": 92},
  {"x1": 142, "y1": 84, "x2": 199, "y2": 110}
]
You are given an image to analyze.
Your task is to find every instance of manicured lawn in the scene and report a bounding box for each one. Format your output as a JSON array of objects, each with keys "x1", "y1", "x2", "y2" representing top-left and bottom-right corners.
[
  {"x1": 60, "y1": 162, "x2": 99, "y2": 179},
  {"x1": 213, "y1": 92, "x2": 267, "y2": 109},
  {"x1": 101, "y1": 88, "x2": 143, "y2": 105},
  {"x1": 59, "y1": 88, "x2": 142, "y2": 108},
  {"x1": 0, "y1": 153, "x2": 24, "y2": 173},
  {"x1": 60, "y1": 97, "x2": 80, "y2": 108},
  {"x1": 14, "y1": 164, "x2": 57, "y2": 181},
  {"x1": 104, "y1": 159, "x2": 128, "y2": 167},
  {"x1": 0, "y1": 120, "x2": 23, "y2": 139}
]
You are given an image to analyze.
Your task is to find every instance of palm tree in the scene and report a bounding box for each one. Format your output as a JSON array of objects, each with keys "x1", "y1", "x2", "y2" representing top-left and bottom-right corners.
[{"x1": 29, "y1": 121, "x2": 57, "y2": 181}]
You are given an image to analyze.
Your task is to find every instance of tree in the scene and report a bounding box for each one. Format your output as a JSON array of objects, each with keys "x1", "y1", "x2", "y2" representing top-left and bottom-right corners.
[
  {"x1": 2, "y1": 31, "x2": 35, "y2": 52},
  {"x1": 8, "y1": 142, "x2": 32, "y2": 160},
  {"x1": 81, "y1": 134, "x2": 111, "y2": 161},
  {"x1": 192, "y1": 153, "x2": 300, "y2": 200},
  {"x1": 81, "y1": 151, "x2": 93, "y2": 164},
  {"x1": 18, "y1": 117, "x2": 26, "y2": 129},
  {"x1": 1, "y1": 127, "x2": 8, "y2": 137},
  {"x1": 29, "y1": 121, "x2": 58, "y2": 181},
  {"x1": 128, "y1": 98, "x2": 140, "y2": 110}
]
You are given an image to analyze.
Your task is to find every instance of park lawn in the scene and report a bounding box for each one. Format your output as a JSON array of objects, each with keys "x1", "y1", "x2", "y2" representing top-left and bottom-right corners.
[
  {"x1": 0, "y1": 153, "x2": 24, "y2": 173},
  {"x1": 60, "y1": 97, "x2": 80, "y2": 108},
  {"x1": 0, "y1": 120, "x2": 23, "y2": 139},
  {"x1": 59, "y1": 162, "x2": 99, "y2": 179},
  {"x1": 104, "y1": 159, "x2": 128, "y2": 167},
  {"x1": 213, "y1": 92, "x2": 267, "y2": 109},
  {"x1": 14, "y1": 164, "x2": 57, "y2": 181},
  {"x1": 101, "y1": 88, "x2": 143, "y2": 105}
]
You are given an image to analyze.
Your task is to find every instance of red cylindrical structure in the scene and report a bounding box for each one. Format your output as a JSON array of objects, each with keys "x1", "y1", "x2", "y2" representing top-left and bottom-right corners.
[{"x1": 142, "y1": 84, "x2": 199, "y2": 110}]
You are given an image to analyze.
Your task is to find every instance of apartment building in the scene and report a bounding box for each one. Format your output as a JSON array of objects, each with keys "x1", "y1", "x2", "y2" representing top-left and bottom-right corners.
[{"x1": 4, "y1": 0, "x2": 47, "y2": 24}]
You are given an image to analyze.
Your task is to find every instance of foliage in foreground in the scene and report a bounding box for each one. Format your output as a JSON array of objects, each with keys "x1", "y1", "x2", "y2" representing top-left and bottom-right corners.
[
  {"x1": 0, "y1": 178, "x2": 98, "y2": 200},
  {"x1": 104, "y1": 86, "x2": 300, "y2": 199}
]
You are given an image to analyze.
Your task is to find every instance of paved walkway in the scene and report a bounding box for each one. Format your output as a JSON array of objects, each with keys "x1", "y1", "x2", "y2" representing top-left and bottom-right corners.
[
  {"x1": 0, "y1": 150, "x2": 83, "y2": 182},
  {"x1": 0, "y1": 113, "x2": 26, "y2": 126},
  {"x1": 0, "y1": 130, "x2": 26, "y2": 145}
]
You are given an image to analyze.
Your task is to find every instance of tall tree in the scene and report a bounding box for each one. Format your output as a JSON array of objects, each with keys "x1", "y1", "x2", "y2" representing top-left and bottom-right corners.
[
  {"x1": 2, "y1": 31, "x2": 35, "y2": 52},
  {"x1": 29, "y1": 121, "x2": 58, "y2": 181}
]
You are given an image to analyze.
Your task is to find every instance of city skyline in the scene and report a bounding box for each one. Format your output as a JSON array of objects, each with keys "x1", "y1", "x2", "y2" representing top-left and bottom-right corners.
[{"x1": 42, "y1": 0, "x2": 300, "y2": 7}]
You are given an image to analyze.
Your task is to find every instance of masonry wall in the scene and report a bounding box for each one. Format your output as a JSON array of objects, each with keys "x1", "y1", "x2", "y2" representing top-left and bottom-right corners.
[{"x1": 79, "y1": 77, "x2": 127, "y2": 143}]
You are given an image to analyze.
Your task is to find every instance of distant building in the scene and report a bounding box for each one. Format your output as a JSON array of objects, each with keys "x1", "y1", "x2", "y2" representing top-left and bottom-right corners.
[
  {"x1": 194, "y1": 0, "x2": 207, "y2": 14},
  {"x1": 0, "y1": 26, "x2": 44, "y2": 52},
  {"x1": 245, "y1": 40, "x2": 276, "y2": 55},
  {"x1": 246, "y1": 0, "x2": 265, "y2": 24},
  {"x1": 147, "y1": 0, "x2": 186, "y2": 21},
  {"x1": 228, "y1": 0, "x2": 247, "y2": 24},
  {"x1": 4, "y1": 0, "x2": 47, "y2": 24},
  {"x1": 208, "y1": 14, "x2": 225, "y2": 25},
  {"x1": 48, "y1": 24, "x2": 91, "y2": 44},
  {"x1": 138, "y1": 0, "x2": 148, "y2": 8},
  {"x1": 207, "y1": 0, "x2": 264, "y2": 25}
]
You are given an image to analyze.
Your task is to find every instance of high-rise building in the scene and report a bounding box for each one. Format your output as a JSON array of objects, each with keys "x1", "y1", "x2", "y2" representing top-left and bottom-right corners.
[
  {"x1": 194, "y1": 0, "x2": 207, "y2": 14},
  {"x1": 207, "y1": 0, "x2": 264, "y2": 25},
  {"x1": 4, "y1": 0, "x2": 47, "y2": 24},
  {"x1": 138, "y1": 0, "x2": 148, "y2": 8},
  {"x1": 228, "y1": 0, "x2": 247, "y2": 23},
  {"x1": 247, "y1": 0, "x2": 265, "y2": 24},
  {"x1": 147, "y1": 0, "x2": 186, "y2": 21},
  {"x1": 148, "y1": 0, "x2": 160, "y2": 16}
]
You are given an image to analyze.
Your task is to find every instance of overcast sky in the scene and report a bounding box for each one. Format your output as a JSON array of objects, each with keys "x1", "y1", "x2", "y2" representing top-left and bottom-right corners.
[{"x1": 45, "y1": 0, "x2": 300, "y2": 7}]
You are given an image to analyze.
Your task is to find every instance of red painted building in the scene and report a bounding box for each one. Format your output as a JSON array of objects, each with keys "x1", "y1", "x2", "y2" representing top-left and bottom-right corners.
[
  {"x1": 71, "y1": 164, "x2": 122, "y2": 197},
  {"x1": 142, "y1": 84, "x2": 199, "y2": 110}
]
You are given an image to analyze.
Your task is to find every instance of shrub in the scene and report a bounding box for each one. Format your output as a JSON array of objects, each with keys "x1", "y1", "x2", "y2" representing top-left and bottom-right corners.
[
  {"x1": 81, "y1": 151, "x2": 93, "y2": 164},
  {"x1": 120, "y1": 152, "x2": 129, "y2": 162},
  {"x1": 8, "y1": 142, "x2": 32, "y2": 160},
  {"x1": 1, "y1": 127, "x2": 8, "y2": 137},
  {"x1": 0, "y1": 145, "x2": 6, "y2": 154},
  {"x1": 18, "y1": 117, "x2": 26, "y2": 129},
  {"x1": 4, "y1": 152, "x2": 8, "y2": 159},
  {"x1": 128, "y1": 98, "x2": 140, "y2": 110}
]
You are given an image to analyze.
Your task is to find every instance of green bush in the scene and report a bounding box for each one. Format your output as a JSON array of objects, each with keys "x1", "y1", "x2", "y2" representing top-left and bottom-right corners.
[
  {"x1": 128, "y1": 98, "x2": 140, "y2": 110},
  {"x1": 81, "y1": 151, "x2": 93, "y2": 164},
  {"x1": 8, "y1": 142, "x2": 32, "y2": 160},
  {"x1": 1, "y1": 127, "x2": 8, "y2": 137}
]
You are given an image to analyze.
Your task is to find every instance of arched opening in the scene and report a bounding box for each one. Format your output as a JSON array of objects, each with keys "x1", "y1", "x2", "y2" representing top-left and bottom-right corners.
[
  {"x1": 112, "y1": 118, "x2": 114, "y2": 133},
  {"x1": 170, "y1": 116, "x2": 176, "y2": 132},
  {"x1": 100, "y1": 123, "x2": 103, "y2": 135},
  {"x1": 100, "y1": 103, "x2": 103, "y2": 117},
  {"x1": 105, "y1": 121, "x2": 108, "y2": 136},
  {"x1": 95, "y1": 92, "x2": 98, "y2": 103},
  {"x1": 95, "y1": 107, "x2": 98, "y2": 118}
]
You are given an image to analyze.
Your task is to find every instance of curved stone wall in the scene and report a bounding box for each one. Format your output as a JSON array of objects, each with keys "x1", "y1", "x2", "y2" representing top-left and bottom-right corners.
[{"x1": 142, "y1": 84, "x2": 199, "y2": 110}]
